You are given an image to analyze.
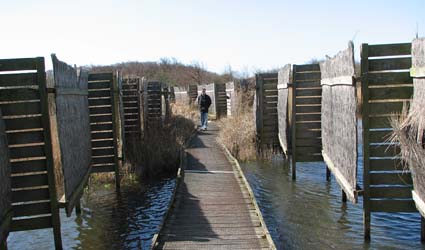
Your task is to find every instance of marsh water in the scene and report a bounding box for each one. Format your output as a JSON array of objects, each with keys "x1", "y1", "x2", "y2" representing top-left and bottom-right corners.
[{"x1": 7, "y1": 132, "x2": 425, "y2": 250}]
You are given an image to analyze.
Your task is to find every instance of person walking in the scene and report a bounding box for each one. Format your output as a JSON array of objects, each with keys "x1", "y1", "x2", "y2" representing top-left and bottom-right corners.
[{"x1": 197, "y1": 87, "x2": 212, "y2": 130}]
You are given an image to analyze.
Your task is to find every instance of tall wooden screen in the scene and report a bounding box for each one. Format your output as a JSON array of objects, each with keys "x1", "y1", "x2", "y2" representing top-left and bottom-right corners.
[
  {"x1": 0, "y1": 109, "x2": 12, "y2": 249},
  {"x1": 361, "y1": 42, "x2": 414, "y2": 240},
  {"x1": 88, "y1": 73, "x2": 120, "y2": 190},
  {"x1": 51, "y1": 55, "x2": 91, "y2": 216},
  {"x1": 0, "y1": 57, "x2": 62, "y2": 249},
  {"x1": 215, "y1": 83, "x2": 227, "y2": 119},
  {"x1": 143, "y1": 81, "x2": 162, "y2": 129},
  {"x1": 291, "y1": 64, "x2": 322, "y2": 179},
  {"x1": 277, "y1": 65, "x2": 291, "y2": 157},
  {"x1": 320, "y1": 44, "x2": 358, "y2": 203},
  {"x1": 122, "y1": 78, "x2": 142, "y2": 140},
  {"x1": 255, "y1": 73, "x2": 279, "y2": 147}
]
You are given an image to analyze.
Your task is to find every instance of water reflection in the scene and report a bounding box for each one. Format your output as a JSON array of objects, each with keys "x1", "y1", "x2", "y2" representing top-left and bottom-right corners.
[{"x1": 8, "y1": 178, "x2": 176, "y2": 250}]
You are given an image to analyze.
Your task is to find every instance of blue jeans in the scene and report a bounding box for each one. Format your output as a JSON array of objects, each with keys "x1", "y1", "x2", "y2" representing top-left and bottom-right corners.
[{"x1": 200, "y1": 112, "x2": 208, "y2": 128}]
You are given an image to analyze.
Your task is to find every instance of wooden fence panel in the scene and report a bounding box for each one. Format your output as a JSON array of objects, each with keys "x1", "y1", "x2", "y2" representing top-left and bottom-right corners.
[
  {"x1": 361, "y1": 42, "x2": 414, "y2": 240},
  {"x1": 51, "y1": 55, "x2": 91, "y2": 216},
  {"x1": 291, "y1": 64, "x2": 322, "y2": 179},
  {"x1": 255, "y1": 73, "x2": 279, "y2": 147},
  {"x1": 225, "y1": 82, "x2": 235, "y2": 116},
  {"x1": 88, "y1": 73, "x2": 120, "y2": 189},
  {"x1": 277, "y1": 65, "x2": 291, "y2": 157},
  {"x1": 320, "y1": 43, "x2": 358, "y2": 203},
  {"x1": 215, "y1": 83, "x2": 227, "y2": 119},
  {"x1": 0, "y1": 108, "x2": 12, "y2": 248},
  {"x1": 122, "y1": 78, "x2": 142, "y2": 139},
  {"x1": 144, "y1": 81, "x2": 162, "y2": 129},
  {"x1": 188, "y1": 85, "x2": 198, "y2": 104},
  {"x1": 0, "y1": 57, "x2": 62, "y2": 248}
]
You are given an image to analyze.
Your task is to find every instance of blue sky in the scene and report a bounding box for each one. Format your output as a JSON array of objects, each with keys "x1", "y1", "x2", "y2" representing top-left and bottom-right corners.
[{"x1": 1, "y1": 0, "x2": 423, "y2": 75}]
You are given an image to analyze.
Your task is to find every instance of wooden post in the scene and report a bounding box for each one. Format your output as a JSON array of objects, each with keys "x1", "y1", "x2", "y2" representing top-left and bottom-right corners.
[
  {"x1": 326, "y1": 167, "x2": 331, "y2": 181},
  {"x1": 342, "y1": 190, "x2": 347, "y2": 203},
  {"x1": 75, "y1": 200, "x2": 82, "y2": 215},
  {"x1": 37, "y1": 57, "x2": 63, "y2": 250},
  {"x1": 111, "y1": 73, "x2": 121, "y2": 193},
  {"x1": 291, "y1": 65, "x2": 297, "y2": 180},
  {"x1": 361, "y1": 43, "x2": 371, "y2": 241}
]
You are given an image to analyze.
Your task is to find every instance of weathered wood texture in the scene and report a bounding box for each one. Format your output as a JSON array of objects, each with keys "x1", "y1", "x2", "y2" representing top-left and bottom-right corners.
[
  {"x1": 173, "y1": 86, "x2": 189, "y2": 105},
  {"x1": 225, "y1": 81, "x2": 236, "y2": 116},
  {"x1": 292, "y1": 64, "x2": 322, "y2": 165},
  {"x1": 88, "y1": 73, "x2": 120, "y2": 179},
  {"x1": 215, "y1": 83, "x2": 227, "y2": 119},
  {"x1": 122, "y1": 78, "x2": 142, "y2": 140},
  {"x1": 409, "y1": 38, "x2": 425, "y2": 216},
  {"x1": 143, "y1": 81, "x2": 163, "y2": 129},
  {"x1": 51, "y1": 55, "x2": 91, "y2": 215},
  {"x1": 255, "y1": 73, "x2": 279, "y2": 146},
  {"x1": 361, "y1": 42, "x2": 414, "y2": 239},
  {"x1": 277, "y1": 64, "x2": 291, "y2": 156},
  {"x1": 197, "y1": 83, "x2": 216, "y2": 115},
  {"x1": 0, "y1": 108, "x2": 12, "y2": 247},
  {"x1": 320, "y1": 43, "x2": 358, "y2": 203},
  {"x1": 153, "y1": 124, "x2": 274, "y2": 249},
  {"x1": 0, "y1": 57, "x2": 62, "y2": 248},
  {"x1": 188, "y1": 85, "x2": 198, "y2": 105}
]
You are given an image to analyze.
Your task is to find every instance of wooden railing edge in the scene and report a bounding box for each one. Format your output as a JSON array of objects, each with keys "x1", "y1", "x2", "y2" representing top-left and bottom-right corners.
[
  {"x1": 150, "y1": 127, "x2": 197, "y2": 249},
  {"x1": 219, "y1": 141, "x2": 277, "y2": 250}
]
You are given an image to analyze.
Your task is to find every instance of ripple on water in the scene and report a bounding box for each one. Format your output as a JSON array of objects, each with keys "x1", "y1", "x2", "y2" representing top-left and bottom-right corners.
[{"x1": 7, "y1": 178, "x2": 176, "y2": 250}]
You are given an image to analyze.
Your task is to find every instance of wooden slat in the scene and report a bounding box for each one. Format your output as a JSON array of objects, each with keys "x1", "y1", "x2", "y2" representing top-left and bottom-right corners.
[
  {"x1": 369, "y1": 130, "x2": 392, "y2": 143},
  {"x1": 90, "y1": 114, "x2": 112, "y2": 123},
  {"x1": 0, "y1": 73, "x2": 37, "y2": 87},
  {"x1": 296, "y1": 113, "x2": 321, "y2": 121},
  {"x1": 294, "y1": 72, "x2": 321, "y2": 81},
  {"x1": 370, "y1": 199, "x2": 416, "y2": 212},
  {"x1": 370, "y1": 172, "x2": 412, "y2": 185},
  {"x1": 4, "y1": 116, "x2": 42, "y2": 131},
  {"x1": 295, "y1": 64, "x2": 320, "y2": 72},
  {"x1": 13, "y1": 202, "x2": 51, "y2": 217},
  {"x1": 10, "y1": 216, "x2": 52, "y2": 231},
  {"x1": 368, "y1": 86, "x2": 412, "y2": 100},
  {"x1": 369, "y1": 101, "x2": 406, "y2": 115},
  {"x1": 7, "y1": 130, "x2": 44, "y2": 145},
  {"x1": 91, "y1": 131, "x2": 113, "y2": 140},
  {"x1": 91, "y1": 123, "x2": 113, "y2": 131},
  {"x1": 0, "y1": 58, "x2": 37, "y2": 71},
  {"x1": 11, "y1": 158, "x2": 46, "y2": 174},
  {"x1": 89, "y1": 106, "x2": 112, "y2": 115},
  {"x1": 370, "y1": 158, "x2": 403, "y2": 171},
  {"x1": 369, "y1": 57, "x2": 411, "y2": 72},
  {"x1": 296, "y1": 129, "x2": 321, "y2": 138},
  {"x1": 88, "y1": 97, "x2": 111, "y2": 106},
  {"x1": 12, "y1": 188, "x2": 50, "y2": 203},
  {"x1": 92, "y1": 156, "x2": 115, "y2": 165},
  {"x1": 88, "y1": 90, "x2": 111, "y2": 98},
  {"x1": 295, "y1": 105, "x2": 321, "y2": 113},
  {"x1": 370, "y1": 116, "x2": 399, "y2": 129},
  {"x1": 296, "y1": 121, "x2": 321, "y2": 130},
  {"x1": 295, "y1": 97, "x2": 321, "y2": 105},
  {"x1": 368, "y1": 72, "x2": 413, "y2": 85},
  {"x1": 9, "y1": 145, "x2": 45, "y2": 159},
  {"x1": 92, "y1": 147, "x2": 114, "y2": 156},
  {"x1": 295, "y1": 89, "x2": 322, "y2": 96},
  {"x1": 87, "y1": 81, "x2": 110, "y2": 89},
  {"x1": 368, "y1": 43, "x2": 411, "y2": 57},
  {"x1": 370, "y1": 144, "x2": 400, "y2": 157},
  {"x1": 12, "y1": 173, "x2": 48, "y2": 189},
  {"x1": 296, "y1": 138, "x2": 322, "y2": 147},
  {"x1": 0, "y1": 102, "x2": 41, "y2": 116},
  {"x1": 370, "y1": 186, "x2": 412, "y2": 198},
  {"x1": 88, "y1": 73, "x2": 112, "y2": 81},
  {"x1": 0, "y1": 88, "x2": 39, "y2": 102}
]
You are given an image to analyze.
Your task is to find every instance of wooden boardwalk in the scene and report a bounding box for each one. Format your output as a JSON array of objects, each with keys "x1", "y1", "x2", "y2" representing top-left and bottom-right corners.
[{"x1": 152, "y1": 123, "x2": 275, "y2": 249}]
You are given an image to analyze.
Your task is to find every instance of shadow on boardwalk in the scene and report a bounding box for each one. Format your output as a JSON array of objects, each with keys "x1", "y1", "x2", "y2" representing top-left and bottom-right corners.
[{"x1": 154, "y1": 123, "x2": 270, "y2": 249}]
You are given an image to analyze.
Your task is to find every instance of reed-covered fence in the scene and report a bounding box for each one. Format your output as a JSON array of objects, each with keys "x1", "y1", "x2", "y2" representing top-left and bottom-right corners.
[
  {"x1": 50, "y1": 55, "x2": 91, "y2": 216},
  {"x1": 277, "y1": 65, "x2": 291, "y2": 158},
  {"x1": 320, "y1": 43, "x2": 359, "y2": 203},
  {"x1": 291, "y1": 64, "x2": 322, "y2": 179},
  {"x1": 361, "y1": 42, "x2": 414, "y2": 240}
]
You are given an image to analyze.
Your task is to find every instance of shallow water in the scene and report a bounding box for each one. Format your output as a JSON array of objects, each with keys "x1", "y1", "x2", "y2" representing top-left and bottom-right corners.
[
  {"x1": 241, "y1": 150, "x2": 425, "y2": 249},
  {"x1": 7, "y1": 178, "x2": 176, "y2": 250}
]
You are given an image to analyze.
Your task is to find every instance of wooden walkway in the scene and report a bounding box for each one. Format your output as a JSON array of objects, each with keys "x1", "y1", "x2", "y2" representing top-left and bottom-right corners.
[{"x1": 152, "y1": 123, "x2": 275, "y2": 249}]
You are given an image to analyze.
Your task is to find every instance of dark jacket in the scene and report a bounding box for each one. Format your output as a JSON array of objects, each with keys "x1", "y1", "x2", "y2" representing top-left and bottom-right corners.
[{"x1": 198, "y1": 94, "x2": 212, "y2": 113}]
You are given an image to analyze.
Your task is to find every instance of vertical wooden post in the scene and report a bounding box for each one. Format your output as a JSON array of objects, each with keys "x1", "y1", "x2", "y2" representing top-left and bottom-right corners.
[
  {"x1": 111, "y1": 73, "x2": 121, "y2": 193},
  {"x1": 361, "y1": 43, "x2": 371, "y2": 241},
  {"x1": 291, "y1": 65, "x2": 297, "y2": 180},
  {"x1": 342, "y1": 190, "x2": 347, "y2": 203},
  {"x1": 255, "y1": 75, "x2": 264, "y2": 152},
  {"x1": 326, "y1": 167, "x2": 331, "y2": 181},
  {"x1": 37, "y1": 57, "x2": 63, "y2": 250}
]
